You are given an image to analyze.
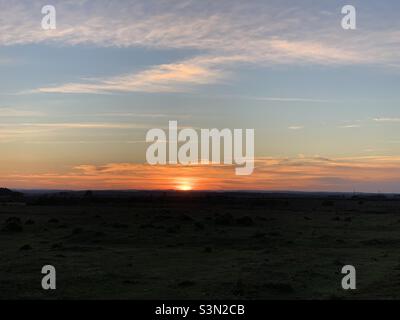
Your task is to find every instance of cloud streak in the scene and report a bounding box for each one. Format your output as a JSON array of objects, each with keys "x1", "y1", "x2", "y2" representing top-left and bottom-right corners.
[
  {"x1": 33, "y1": 59, "x2": 223, "y2": 94},
  {"x1": 0, "y1": 107, "x2": 44, "y2": 117},
  {"x1": 0, "y1": 121, "x2": 150, "y2": 143},
  {"x1": 373, "y1": 118, "x2": 400, "y2": 123}
]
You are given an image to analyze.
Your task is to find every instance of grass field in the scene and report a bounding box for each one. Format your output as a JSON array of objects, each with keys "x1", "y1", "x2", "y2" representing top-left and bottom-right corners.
[{"x1": 1, "y1": 192, "x2": 400, "y2": 299}]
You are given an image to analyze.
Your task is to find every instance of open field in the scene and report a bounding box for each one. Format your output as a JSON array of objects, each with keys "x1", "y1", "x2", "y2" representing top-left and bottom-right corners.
[{"x1": 1, "y1": 191, "x2": 400, "y2": 299}]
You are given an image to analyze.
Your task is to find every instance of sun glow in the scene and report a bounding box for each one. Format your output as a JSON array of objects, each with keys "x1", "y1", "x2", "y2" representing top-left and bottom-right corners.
[
  {"x1": 176, "y1": 178, "x2": 194, "y2": 191},
  {"x1": 178, "y1": 184, "x2": 192, "y2": 191}
]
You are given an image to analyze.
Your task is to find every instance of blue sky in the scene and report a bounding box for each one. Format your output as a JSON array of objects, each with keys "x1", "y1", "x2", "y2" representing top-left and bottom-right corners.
[{"x1": 1, "y1": 0, "x2": 400, "y2": 191}]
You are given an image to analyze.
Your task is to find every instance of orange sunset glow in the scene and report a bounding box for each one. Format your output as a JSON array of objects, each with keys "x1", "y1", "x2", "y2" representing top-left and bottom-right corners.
[
  {"x1": 176, "y1": 178, "x2": 195, "y2": 191},
  {"x1": 2, "y1": 156, "x2": 400, "y2": 192},
  {"x1": 2, "y1": 1, "x2": 400, "y2": 194}
]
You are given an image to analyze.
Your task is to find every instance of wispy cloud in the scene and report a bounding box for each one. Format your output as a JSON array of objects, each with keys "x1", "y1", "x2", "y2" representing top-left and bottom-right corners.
[
  {"x1": 339, "y1": 124, "x2": 361, "y2": 128},
  {"x1": 0, "y1": 121, "x2": 149, "y2": 143},
  {"x1": 373, "y1": 117, "x2": 400, "y2": 123},
  {"x1": 0, "y1": 107, "x2": 44, "y2": 117},
  {"x1": 0, "y1": 1, "x2": 390, "y2": 65},
  {"x1": 96, "y1": 112, "x2": 190, "y2": 119},
  {"x1": 22, "y1": 122, "x2": 146, "y2": 129},
  {"x1": 288, "y1": 126, "x2": 304, "y2": 130},
  {"x1": 251, "y1": 96, "x2": 333, "y2": 103},
  {"x1": 32, "y1": 59, "x2": 223, "y2": 94},
  {"x1": 4, "y1": 1, "x2": 400, "y2": 94}
]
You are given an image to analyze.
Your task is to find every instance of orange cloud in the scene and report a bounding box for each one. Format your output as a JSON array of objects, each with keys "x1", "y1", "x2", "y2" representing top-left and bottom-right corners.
[{"x1": 3, "y1": 156, "x2": 400, "y2": 192}]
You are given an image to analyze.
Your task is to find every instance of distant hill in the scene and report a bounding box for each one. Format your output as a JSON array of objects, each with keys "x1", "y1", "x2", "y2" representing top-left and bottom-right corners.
[{"x1": 0, "y1": 188, "x2": 23, "y2": 200}]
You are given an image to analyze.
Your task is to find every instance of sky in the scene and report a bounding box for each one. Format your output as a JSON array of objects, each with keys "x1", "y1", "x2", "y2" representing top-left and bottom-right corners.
[{"x1": 1, "y1": 0, "x2": 400, "y2": 192}]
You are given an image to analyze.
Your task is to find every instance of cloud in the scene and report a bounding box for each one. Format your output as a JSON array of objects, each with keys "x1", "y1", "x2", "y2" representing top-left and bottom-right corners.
[
  {"x1": 267, "y1": 39, "x2": 367, "y2": 64},
  {"x1": 0, "y1": 107, "x2": 44, "y2": 117},
  {"x1": 0, "y1": 121, "x2": 149, "y2": 143},
  {"x1": 373, "y1": 118, "x2": 400, "y2": 123},
  {"x1": 24, "y1": 123, "x2": 146, "y2": 129},
  {"x1": 96, "y1": 112, "x2": 190, "y2": 119},
  {"x1": 33, "y1": 59, "x2": 223, "y2": 94},
  {"x1": 339, "y1": 124, "x2": 361, "y2": 128},
  {"x1": 288, "y1": 126, "x2": 304, "y2": 130},
  {"x1": 0, "y1": 128, "x2": 50, "y2": 142},
  {"x1": 251, "y1": 96, "x2": 333, "y2": 103},
  {"x1": 4, "y1": 0, "x2": 400, "y2": 94},
  {"x1": 4, "y1": 155, "x2": 400, "y2": 192},
  {"x1": 0, "y1": 1, "x2": 382, "y2": 63}
]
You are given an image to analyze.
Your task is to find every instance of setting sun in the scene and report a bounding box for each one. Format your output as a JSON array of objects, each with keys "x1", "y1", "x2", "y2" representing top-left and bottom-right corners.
[
  {"x1": 176, "y1": 178, "x2": 194, "y2": 191},
  {"x1": 178, "y1": 184, "x2": 192, "y2": 191}
]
